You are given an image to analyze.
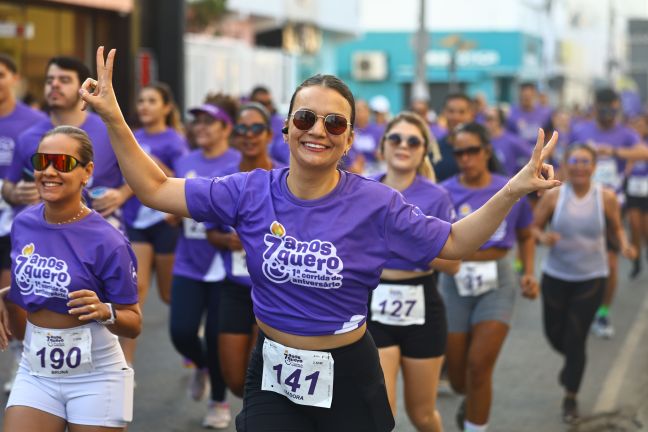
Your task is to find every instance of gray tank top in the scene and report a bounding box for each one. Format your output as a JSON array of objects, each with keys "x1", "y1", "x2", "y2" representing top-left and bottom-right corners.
[{"x1": 542, "y1": 182, "x2": 609, "y2": 281}]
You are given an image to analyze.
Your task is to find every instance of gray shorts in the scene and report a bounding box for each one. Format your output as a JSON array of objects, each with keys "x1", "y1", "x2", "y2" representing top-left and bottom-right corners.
[{"x1": 439, "y1": 255, "x2": 517, "y2": 333}]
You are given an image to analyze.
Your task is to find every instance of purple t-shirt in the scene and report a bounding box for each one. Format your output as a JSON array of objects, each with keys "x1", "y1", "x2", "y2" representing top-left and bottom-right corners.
[
  {"x1": 442, "y1": 174, "x2": 532, "y2": 250},
  {"x1": 185, "y1": 167, "x2": 452, "y2": 336},
  {"x1": 374, "y1": 174, "x2": 456, "y2": 271},
  {"x1": 0, "y1": 103, "x2": 47, "y2": 236},
  {"x1": 506, "y1": 104, "x2": 552, "y2": 144},
  {"x1": 491, "y1": 131, "x2": 532, "y2": 177},
  {"x1": 123, "y1": 128, "x2": 188, "y2": 228},
  {"x1": 353, "y1": 124, "x2": 384, "y2": 162},
  {"x1": 173, "y1": 149, "x2": 241, "y2": 281},
  {"x1": 269, "y1": 113, "x2": 290, "y2": 165},
  {"x1": 569, "y1": 121, "x2": 640, "y2": 190},
  {"x1": 7, "y1": 203, "x2": 138, "y2": 314}
]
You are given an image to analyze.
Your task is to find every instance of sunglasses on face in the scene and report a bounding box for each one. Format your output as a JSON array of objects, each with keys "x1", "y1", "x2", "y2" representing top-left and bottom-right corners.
[
  {"x1": 31, "y1": 153, "x2": 85, "y2": 173},
  {"x1": 290, "y1": 109, "x2": 351, "y2": 135},
  {"x1": 566, "y1": 157, "x2": 593, "y2": 167},
  {"x1": 233, "y1": 123, "x2": 267, "y2": 136},
  {"x1": 386, "y1": 133, "x2": 424, "y2": 149},
  {"x1": 452, "y1": 146, "x2": 483, "y2": 158}
]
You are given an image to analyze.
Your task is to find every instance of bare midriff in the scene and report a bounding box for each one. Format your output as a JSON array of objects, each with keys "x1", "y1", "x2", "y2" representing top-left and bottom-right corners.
[
  {"x1": 463, "y1": 247, "x2": 508, "y2": 262},
  {"x1": 257, "y1": 319, "x2": 367, "y2": 351},
  {"x1": 28, "y1": 308, "x2": 88, "y2": 329},
  {"x1": 381, "y1": 268, "x2": 434, "y2": 281}
]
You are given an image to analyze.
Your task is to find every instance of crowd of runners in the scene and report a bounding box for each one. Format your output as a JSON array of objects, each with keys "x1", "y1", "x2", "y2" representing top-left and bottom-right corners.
[{"x1": 0, "y1": 46, "x2": 646, "y2": 432}]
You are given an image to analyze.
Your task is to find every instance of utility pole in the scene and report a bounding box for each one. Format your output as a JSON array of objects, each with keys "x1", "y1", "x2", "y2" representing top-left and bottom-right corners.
[{"x1": 411, "y1": 0, "x2": 429, "y2": 102}]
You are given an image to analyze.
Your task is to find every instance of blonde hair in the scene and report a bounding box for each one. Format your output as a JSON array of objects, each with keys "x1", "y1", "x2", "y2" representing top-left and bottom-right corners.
[{"x1": 380, "y1": 111, "x2": 440, "y2": 182}]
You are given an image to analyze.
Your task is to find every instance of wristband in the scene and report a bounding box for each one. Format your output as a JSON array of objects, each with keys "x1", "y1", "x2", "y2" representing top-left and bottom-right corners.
[{"x1": 96, "y1": 302, "x2": 116, "y2": 325}]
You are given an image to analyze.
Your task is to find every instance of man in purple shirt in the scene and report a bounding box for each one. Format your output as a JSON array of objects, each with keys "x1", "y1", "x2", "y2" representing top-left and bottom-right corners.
[
  {"x1": 2, "y1": 57, "x2": 131, "y2": 225},
  {"x1": 432, "y1": 93, "x2": 475, "y2": 181},
  {"x1": 569, "y1": 88, "x2": 648, "y2": 339},
  {"x1": 507, "y1": 82, "x2": 552, "y2": 145}
]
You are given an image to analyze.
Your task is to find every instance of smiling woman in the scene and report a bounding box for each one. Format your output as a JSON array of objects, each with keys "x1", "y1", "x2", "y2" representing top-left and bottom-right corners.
[{"x1": 78, "y1": 47, "x2": 561, "y2": 432}]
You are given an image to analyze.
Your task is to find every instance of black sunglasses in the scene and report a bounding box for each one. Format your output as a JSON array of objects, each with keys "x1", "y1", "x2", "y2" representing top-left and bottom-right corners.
[
  {"x1": 234, "y1": 123, "x2": 267, "y2": 136},
  {"x1": 386, "y1": 133, "x2": 424, "y2": 149},
  {"x1": 452, "y1": 146, "x2": 483, "y2": 158},
  {"x1": 290, "y1": 109, "x2": 351, "y2": 135},
  {"x1": 31, "y1": 153, "x2": 86, "y2": 173}
]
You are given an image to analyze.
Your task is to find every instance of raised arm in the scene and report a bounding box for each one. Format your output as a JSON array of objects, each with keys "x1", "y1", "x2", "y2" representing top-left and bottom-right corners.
[
  {"x1": 439, "y1": 129, "x2": 561, "y2": 260},
  {"x1": 79, "y1": 47, "x2": 189, "y2": 218}
]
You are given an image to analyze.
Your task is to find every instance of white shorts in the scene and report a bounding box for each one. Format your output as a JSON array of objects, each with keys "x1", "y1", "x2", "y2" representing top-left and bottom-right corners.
[{"x1": 6, "y1": 321, "x2": 134, "y2": 428}]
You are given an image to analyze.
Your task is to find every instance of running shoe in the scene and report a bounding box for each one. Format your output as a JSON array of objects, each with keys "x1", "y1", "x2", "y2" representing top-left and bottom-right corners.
[
  {"x1": 202, "y1": 401, "x2": 231, "y2": 429},
  {"x1": 455, "y1": 398, "x2": 466, "y2": 431},
  {"x1": 189, "y1": 368, "x2": 210, "y2": 401},
  {"x1": 562, "y1": 396, "x2": 579, "y2": 423},
  {"x1": 591, "y1": 315, "x2": 615, "y2": 339}
]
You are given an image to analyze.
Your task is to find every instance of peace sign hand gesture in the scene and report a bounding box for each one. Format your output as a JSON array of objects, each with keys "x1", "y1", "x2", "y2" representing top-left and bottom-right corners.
[
  {"x1": 78, "y1": 47, "x2": 123, "y2": 124},
  {"x1": 508, "y1": 129, "x2": 562, "y2": 198}
]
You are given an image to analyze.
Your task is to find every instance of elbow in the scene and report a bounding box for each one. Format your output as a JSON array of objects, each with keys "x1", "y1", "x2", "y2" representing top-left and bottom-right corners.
[{"x1": 446, "y1": 261, "x2": 461, "y2": 275}]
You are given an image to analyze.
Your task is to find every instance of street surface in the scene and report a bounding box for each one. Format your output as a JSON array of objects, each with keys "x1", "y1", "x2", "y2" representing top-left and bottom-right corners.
[{"x1": 0, "y1": 247, "x2": 646, "y2": 431}]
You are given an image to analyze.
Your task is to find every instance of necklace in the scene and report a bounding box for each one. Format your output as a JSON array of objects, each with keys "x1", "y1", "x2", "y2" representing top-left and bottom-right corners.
[{"x1": 46, "y1": 205, "x2": 88, "y2": 225}]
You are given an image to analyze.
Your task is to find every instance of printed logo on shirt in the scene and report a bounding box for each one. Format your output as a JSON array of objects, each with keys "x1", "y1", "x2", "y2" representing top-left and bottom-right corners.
[
  {"x1": 0, "y1": 136, "x2": 15, "y2": 166},
  {"x1": 14, "y1": 243, "x2": 71, "y2": 299},
  {"x1": 458, "y1": 203, "x2": 472, "y2": 218},
  {"x1": 262, "y1": 221, "x2": 344, "y2": 289}
]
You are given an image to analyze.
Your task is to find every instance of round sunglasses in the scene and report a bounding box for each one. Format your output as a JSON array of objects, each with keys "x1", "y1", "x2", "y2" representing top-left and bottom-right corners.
[
  {"x1": 233, "y1": 123, "x2": 267, "y2": 136},
  {"x1": 386, "y1": 133, "x2": 424, "y2": 149},
  {"x1": 289, "y1": 109, "x2": 351, "y2": 135},
  {"x1": 31, "y1": 153, "x2": 86, "y2": 173}
]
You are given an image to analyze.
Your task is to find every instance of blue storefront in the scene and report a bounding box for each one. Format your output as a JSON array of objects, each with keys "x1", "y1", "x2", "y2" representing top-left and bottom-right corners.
[{"x1": 336, "y1": 31, "x2": 543, "y2": 113}]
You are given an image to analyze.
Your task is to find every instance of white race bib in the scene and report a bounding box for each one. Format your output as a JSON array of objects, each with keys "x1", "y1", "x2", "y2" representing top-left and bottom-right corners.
[
  {"x1": 370, "y1": 283, "x2": 425, "y2": 326},
  {"x1": 627, "y1": 176, "x2": 648, "y2": 197},
  {"x1": 593, "y1": 158, "x2": 620, "y2": 189},
  {"x1": 231, "y1": 250, "x2": 249, "y2": 277},
  {"x1": 183, "y1": 218, "x2": 207, "y2": 239},
  {"x1": 455, "y1": 261, "x2": 499, "y2": 297},
  {"x1": 261, "y1": 339, "x2": 334, "y2": 408},
  {"x1": 27, "y1": 327, "x2": 94, "y2": 377}
]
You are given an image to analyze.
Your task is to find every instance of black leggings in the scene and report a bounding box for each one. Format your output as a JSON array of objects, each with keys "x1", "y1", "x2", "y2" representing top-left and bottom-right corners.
[{"x1": 541, "y1": 274, "x2": 606, "y2": 393}]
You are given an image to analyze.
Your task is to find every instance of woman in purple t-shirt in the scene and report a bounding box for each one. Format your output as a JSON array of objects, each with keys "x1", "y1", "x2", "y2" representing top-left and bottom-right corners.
[
  {"x1": 80, "y1": 47, "x2": 560, "y2": 432},
  {"x1": 439, "y1": 122, "x2": 538, "y2": 432},
  {"x1": 367, "y1": 111, "x2": 459, "y2": 432},
  {"x1": 206, "y1": 102, "x2": 283, "y2": 398},
  {"x1": 0, "y1": 126, "x2": 140, "y2": 431}
]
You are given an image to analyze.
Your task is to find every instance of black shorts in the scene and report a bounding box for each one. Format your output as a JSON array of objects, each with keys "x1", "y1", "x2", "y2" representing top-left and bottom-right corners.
[
  {"x1": 367, "y1": 274, "x2": 447, "y2": 358},
  {"x1": 126, "y1": 220, "x2": 179, "y2": 254},
  {"x1": 625, "y1": 195, "x2": 648, "y2": 212},
  {"x1": 219, "y1": 279, "x2": 255, "y2": 334},
  {"x1": 235, "y1": 331, "x2": 395, "y2": 432},
  {"x1": 0, "y1": 235, "x2": 10, "y2": 270}
]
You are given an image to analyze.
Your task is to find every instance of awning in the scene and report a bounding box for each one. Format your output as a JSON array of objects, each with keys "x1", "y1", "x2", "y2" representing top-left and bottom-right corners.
[{"x1": 44, "y1": 0, "x2": 133, "y2": 14}]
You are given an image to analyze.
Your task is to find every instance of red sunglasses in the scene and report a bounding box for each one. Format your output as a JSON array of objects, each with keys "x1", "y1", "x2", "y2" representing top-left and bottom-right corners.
[{"x1": 31, "y1": 153, "x2": 86, "y2": 173}]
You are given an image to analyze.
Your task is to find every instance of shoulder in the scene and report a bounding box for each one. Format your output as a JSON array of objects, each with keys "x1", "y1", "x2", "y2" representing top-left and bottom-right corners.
[
  {"x1": 601, "y1": 185, "x2": 618, "y2": 206},
  {"x1": 15, "y1": 103, "x2": 47, "y2": 122},
  {"x1": 18, "y1": 119, "x2": 51, "y2": 143},
  {"x1": 82, "y1": 212, "x2": 131, "y2": 248},
  {"x1": 440, "y1": 175, "x2": 460, "y2": 190},
  {"x1": 13, "y1": 204, "x2": 43, "y2": 226}
]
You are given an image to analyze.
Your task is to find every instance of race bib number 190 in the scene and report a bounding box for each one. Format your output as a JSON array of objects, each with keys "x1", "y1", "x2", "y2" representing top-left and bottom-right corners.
[
  {"x1": 261, "y1": 339, "x2": 334, "y2": 408},
  {"x1": 28, "y1": 327, "x2": 94, "y2": 377}
]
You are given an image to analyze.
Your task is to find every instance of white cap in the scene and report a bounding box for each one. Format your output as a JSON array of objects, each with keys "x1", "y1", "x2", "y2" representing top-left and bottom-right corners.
[{"x1": 369, "y1": 95, "x2": 390, "y2": 114}]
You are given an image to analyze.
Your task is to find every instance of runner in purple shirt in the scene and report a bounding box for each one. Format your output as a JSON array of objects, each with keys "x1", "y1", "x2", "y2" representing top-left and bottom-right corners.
[
  {"x1": 367, "y1": 111, "x2": 459, "y2": 432},
  {"x1": 484, "y1": 107, "x2": 532, "y2": 176},
  {"x1": 0, "y1": 55, "x2": 47, "y2": 290},
  {"x1": 2, "y1": 57, "x2": 131, "y2": 232},
  {"x1": 626, "y1": 113, "x2": 648, "y2": 278},
  {"x1": 170, "y1": 99, "x2": 241, "y2": 429},
  {"x1": 205, "y1": 102, "x2": 284, "y2": 399},
  {"x1": 0, "y1": 125, "x2": 140, "y2": 432},
  {"x1": 439, "y1": 122, "x2": 537, "y2": 432},
  {"x1": 506, "y1": 82, "x2": 553, "y2": 145},
  {"x1": 568, "y1": 88, "x2": 647, "y2": 339},
  {"x1": 81, "y1": 47, "x2": 561, "y2": 432}
]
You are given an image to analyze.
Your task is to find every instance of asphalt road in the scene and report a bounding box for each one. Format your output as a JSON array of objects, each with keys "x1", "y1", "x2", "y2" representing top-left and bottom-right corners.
[{"x1": 1, "y1": 247, "x2": 646, "y2": 431}]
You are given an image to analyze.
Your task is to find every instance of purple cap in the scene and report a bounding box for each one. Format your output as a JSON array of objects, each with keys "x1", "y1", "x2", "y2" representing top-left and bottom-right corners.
[{"x1": 188, "y1": 104, "x2": 233, "y2": 125}]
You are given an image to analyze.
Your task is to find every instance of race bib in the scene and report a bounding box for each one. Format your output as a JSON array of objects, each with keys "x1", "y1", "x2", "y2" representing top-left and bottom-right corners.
[
  {"x1": 455, "y1": 261, "x2": 499, "y2": 297},
  {"x1": 593, "y1": 158, "x2": 620, "y2": 189},
  {"x1": 627, "y1": 176, "x2": 648, "y2": 197},
  {"x1": 231, "y1": 250, "x2": 249, "y2": 277},
  {"x1": 183, "y1": 218, "x2": 206, "y2": 239},
  {"x1": 27, "y1": 327, "x2": 93, "y2": 377},
  {"x1": 261, "y1": 338, "x2": 334, "y2": 408},
  {"x1": 370, "y1": 283, "x2": 425, "y2": 326}
]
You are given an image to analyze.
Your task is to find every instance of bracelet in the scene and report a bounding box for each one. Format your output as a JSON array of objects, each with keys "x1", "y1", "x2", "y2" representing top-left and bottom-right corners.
[{"x1": 96, "y1": 303, "x2": 117, "y2": 325}]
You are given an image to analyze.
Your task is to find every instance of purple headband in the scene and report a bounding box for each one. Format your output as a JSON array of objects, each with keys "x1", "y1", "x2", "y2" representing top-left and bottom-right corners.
[{"x1": 188, "y1": 104, "x2": 233, "y2": 125}]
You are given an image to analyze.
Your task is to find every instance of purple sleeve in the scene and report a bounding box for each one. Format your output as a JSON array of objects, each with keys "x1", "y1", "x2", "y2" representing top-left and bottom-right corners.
[
  {"x1": 164, "y1": 136, "x2": 189, "y2": 169},
  {"x1": 97, "y1": 243, "x2": 139, "y2": 304},
  {"x1": 185, "y1": 174, "x2": 247, "y2": 225},
  {"x1": 384, "y1": 192, "x2": 452, "y2": 266},
  {"x1": 625, "y1": 129, "x2": 641, "y2": 148},
  {"x1": 6, "y1": 133, "x2": 28, "y2": 183},
  {"x1": 515, "y1": 198, "x2": 533, "y2": 229},
  {"x1": 438, "y1": 191, "x2": 457, "y2": 223}
]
